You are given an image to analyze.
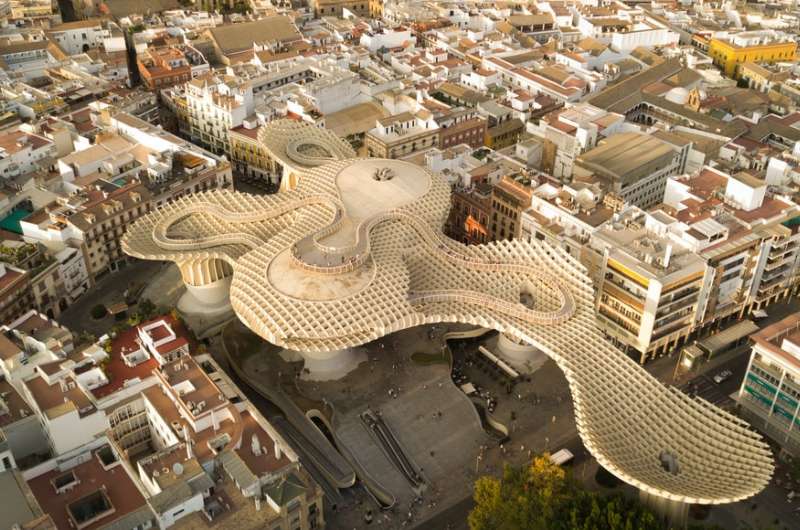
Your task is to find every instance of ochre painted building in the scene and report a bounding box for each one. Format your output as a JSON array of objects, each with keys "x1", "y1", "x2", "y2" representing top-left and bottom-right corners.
[{"x1": 709, "y1": 35, "x2": 796, "y2": 78}]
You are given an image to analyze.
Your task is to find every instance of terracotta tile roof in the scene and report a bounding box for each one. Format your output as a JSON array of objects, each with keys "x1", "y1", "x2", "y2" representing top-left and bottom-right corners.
[
  {"x1": 91, "y1": 322, "x2": 160, "y2": 398},
  {"x1": 24, "y1": 374, "x2": 94, "y2": 420},
  {"x1": 27, "y1": 445, "x2": 147, "y2": 530},
  {"x1": 0, "y1": 378, "x2": 32, "y2": 427},
  {"x1": 734, "y1": 197, "x2": 793, "y2": 224},
  {"x1": 208, "y1": 16, "x2": 301, "y2": 55},
  {"x1": 0, "y1": 332, "x2": 22, "y2": 360}
]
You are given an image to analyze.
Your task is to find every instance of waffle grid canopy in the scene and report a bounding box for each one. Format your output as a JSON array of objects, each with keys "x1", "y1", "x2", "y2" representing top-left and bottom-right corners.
[{"x1": 122, "y1": 127, "x2": 774, "y2": 506}]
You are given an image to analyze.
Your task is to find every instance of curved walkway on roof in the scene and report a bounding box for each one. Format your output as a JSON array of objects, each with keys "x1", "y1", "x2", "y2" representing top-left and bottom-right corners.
[
  {"x1": 257, "y1": 118, "x2": 357, "y2": 170},
  {"x1": 122, "y1": 128, "x2": 774, "y2": 506},
  {"x1": 151, "y1": 198, "x2": 575, "y2": 327}
]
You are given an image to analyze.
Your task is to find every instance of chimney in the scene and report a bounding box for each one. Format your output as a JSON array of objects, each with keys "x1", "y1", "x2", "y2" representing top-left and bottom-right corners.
[
  {"x1": 274, "y1": 440, "x2": 282, "y2": 460},
  {"x1": 664, "y1": 243, "x2": 672, "y2": 269}
]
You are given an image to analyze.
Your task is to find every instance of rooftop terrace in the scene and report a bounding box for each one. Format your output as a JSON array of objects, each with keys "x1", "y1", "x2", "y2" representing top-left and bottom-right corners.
[{"x1": 27, "y1": 445, "x2": 146, "y2": 530}]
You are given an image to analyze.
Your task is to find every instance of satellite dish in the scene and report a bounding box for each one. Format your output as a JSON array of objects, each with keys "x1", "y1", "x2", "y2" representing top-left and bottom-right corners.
[{"x1": 172, "y1": 462, "x2": 184, "y2": 476}]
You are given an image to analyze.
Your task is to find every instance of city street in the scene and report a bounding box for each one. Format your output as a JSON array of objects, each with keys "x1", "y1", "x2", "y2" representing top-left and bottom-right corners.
[
  {"x1": 679, "y1": 371, "x2": 738, "y2": 411},
  {"x1": 641, "y1": 297, "x2": 800, "y2": 529}
]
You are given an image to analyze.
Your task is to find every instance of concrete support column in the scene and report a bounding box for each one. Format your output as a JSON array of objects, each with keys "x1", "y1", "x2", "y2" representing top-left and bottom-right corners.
[
  {"x1": 292, "y1": 347, "x2": 366, "y2": 381},
  {"x1": 179, "y1": 258, "x2": 232, "y2": 286},
  {"x1": 495, "y1": 333, "x2": 547, "y2": 372},
  {"x1": 176, "y1": 258, "x2": 234, "y2": 316},
  {"x1": 639, "y1": 490, "x2": 689, "y2": 529}
]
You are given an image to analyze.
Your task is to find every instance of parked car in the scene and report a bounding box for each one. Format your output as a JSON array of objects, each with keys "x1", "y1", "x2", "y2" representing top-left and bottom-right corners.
[{"x1": 713, "y1": 369, "x2": 733, "y2": 384}]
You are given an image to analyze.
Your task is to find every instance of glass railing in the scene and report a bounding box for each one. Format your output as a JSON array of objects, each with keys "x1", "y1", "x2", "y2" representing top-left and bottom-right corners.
[
  {"x1": 744, "y1": 386, "x2": 773, "y2": 408},
  {"x1": 777, "y1": 391, "x2": 798, "y2": 410},
  {"x1": 747, "y1": 373, "x2": 777, "y2": 395}
]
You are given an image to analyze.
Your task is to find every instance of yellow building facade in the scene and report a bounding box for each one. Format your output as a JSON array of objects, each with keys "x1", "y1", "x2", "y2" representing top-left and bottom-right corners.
[
  {"x1": 709, "y1": 37, "x2": 796, "y2": 78},
  {"x1": 229, "y1": 127, "x2": 273, "y2": 181}
]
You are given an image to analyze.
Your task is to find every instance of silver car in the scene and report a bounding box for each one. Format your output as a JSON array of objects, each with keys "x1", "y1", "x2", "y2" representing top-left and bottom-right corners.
[{"x1": 713, "y1": 369, "x2": 733, "y2": 384}]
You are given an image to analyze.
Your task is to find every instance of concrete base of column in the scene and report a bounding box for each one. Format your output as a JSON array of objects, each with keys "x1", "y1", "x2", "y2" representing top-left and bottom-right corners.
[
  {"x1": 177, "y1": 276, "x2": 233, "y2": 317},
  {"x1": 294, "y1": 347, "x2": 367, "y2": 381},
  {"x1": 639, "y1": 490, "x2": 689, "y2": 529},
  {"x1": 493, "y1": 333, "x2": 548, "y2": 373}
]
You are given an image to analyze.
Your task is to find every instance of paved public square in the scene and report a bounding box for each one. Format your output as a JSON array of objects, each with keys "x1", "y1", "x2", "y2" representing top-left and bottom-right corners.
[
  {"x1": 59, "y1": 260, "x2": 170, "y2": 336},
  {"x1": 300, "y1": 326, "x2": 489, "y2": 528}
]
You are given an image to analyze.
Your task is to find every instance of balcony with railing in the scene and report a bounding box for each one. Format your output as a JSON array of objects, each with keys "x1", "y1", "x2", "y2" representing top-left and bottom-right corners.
[{"x1": 657, "y1": 289, "x2": 699, "y2": 316}]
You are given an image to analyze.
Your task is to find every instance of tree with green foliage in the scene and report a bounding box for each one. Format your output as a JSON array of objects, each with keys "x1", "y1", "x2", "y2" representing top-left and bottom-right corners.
[
  {"x1": 78, "y1": 331, "x2": 97, "y2": 345},
  {"x1": 563, "y1": 489, "x2": 661, "y2": 530},
  {"x1": 469, "y1": 455, "x2": 663, "y2": 530},
  {"x1": 90, "y1": 304, "x2": 107, "y2": 320},
  {"x1": 0, "y1": 243, "x2": 36, "y2": 266},
  {"x1": 137, "y1": 298, "x2": 157, "y2": 320}
]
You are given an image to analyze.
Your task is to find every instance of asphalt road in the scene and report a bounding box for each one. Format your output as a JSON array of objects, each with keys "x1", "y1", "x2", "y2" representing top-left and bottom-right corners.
[
  {"x1": 679, "y1": 347, "x2": 751, "y2": 411},
  {"x1": 666, "y1": 298, "x2": 800, "y2": 529}
]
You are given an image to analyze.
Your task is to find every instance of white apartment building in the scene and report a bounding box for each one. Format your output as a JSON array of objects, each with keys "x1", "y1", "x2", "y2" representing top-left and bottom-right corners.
[
  {"x1": 554, "y1": 40, "x2": 625, "y2": 73},
  {"x1": 528, "y1": 103, "x2": 625, "y2": 180},
  {"x1": 664, "y1": 167, "x2": 800, "y2": 318},
  {"x1": 460, "y1": 67, "x2": 500, "y2": 92},
  {"x1": 576, "y1": 13, "x2": 679, "y2": 52},
  {"x1": 520, "y1": 181, "x2": 614, "y2": 259},
  {"x1": 482, "y1": 55, "x2": 602, "y2": 103},
  {"x1": 185, "y1": 74, "x2": 253, "y2": 155},
  {"x1": 359, "y1": 27, "x2": 416, "y2": 53},
  {"x1": 291, "y1": 66, "x2": 366, "y2": 116},
  {"x1": 727, "y1": 29, "x2": 796, "y2": 48},
  {"x1": 738, "y1": 314, "x2": 800, "y2": 455},
  {"x1": 56, "y1": 134, "x2": 141, "y2": 183},
  {"x1": 0, "y1": 311, "x2": 74, "y2": 383},
  {"x1": 54, "y1": 246, "x2": 89, "y2": 302},
  {"x1": 0, "y1": 128, "x2": 56, "y2": 181},
  {"x1": 136, "y1": 319, "x2": 190, "y2": 366},
  {"x1": 46, "y1": 19, "x2": 112, "y2": 56},
  {"x1": 590, "y1": 208, "x2": 707, "y2": 362},
  {"x1": 0, "y1": 40, "x2": 55, "y2": 78},
  {"x1": 20, "y1": 364, "x2": 108, "y2": 455},
  {"x1": 609, "y1": 23, "x2": 679, "y2": 52}
]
